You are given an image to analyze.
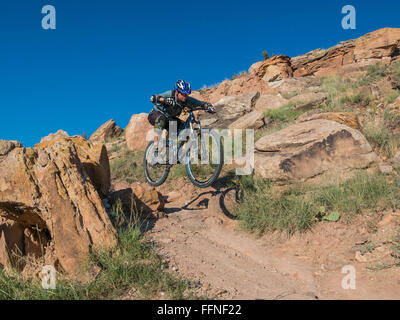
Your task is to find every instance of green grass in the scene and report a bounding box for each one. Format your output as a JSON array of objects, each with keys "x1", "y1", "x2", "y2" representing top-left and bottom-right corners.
[
  {"x1": 319, "y1": 75, "x2": 376, "y2": 112},
  {"x1": 281, "y1": 91, "x2": 300, "y2": 100},
  {"x1": 384, "y1": 107, "x2": 400, "y2": 122},
  {"x1": 387, "y1": 90, "x2": 400, "y2": 104},
  {"x1": 358, "y1": 62, "x2": 389, "y2": 86},
  {"x1": 108, "y1": 143, "x2": 122, "y2": 154},
  {"x1": 168, "y1": 164, "x2": 188, "y2": 181},
  {"x1": 263, "y1": 103, "x2": 303, "y2": 124},
  {"x1": 0, "y1": 203, "x2": 201, "y2": 300},
  {"x1": 105, "y1": 130, "x2": 125, "y2": 144},
  {"x1": 253, "y1": 104, "x2": 304, "y2": 143},
  {"x1": 233, "y1": 171, "x2": 400, "y2": 236},
  {"x1": 110, "y1": 149, "x2": 146, "y2": 183},
  {"x1": 320, "y1": 76, "x2": 354, "y2": 112},
  {"x1": 252, "y1": 104, "x2": 303, "y2": 143},
  {"x1": 362, "y1": 122, "x2": 400, "y2": 158},
  {"x1": 340, "y1": 92, "x2": 372, "y2": 106},
  {"x1": 357, "y1": 61, "x2": 400, "y2": 87}
]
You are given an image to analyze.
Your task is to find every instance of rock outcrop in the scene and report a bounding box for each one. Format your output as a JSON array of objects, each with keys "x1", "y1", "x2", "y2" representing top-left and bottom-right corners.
[
  {"x1": 194, "y1": 28, "x2": 400, "y2": 103},
  {"x1": 292, "y1": 28, "x2": 400, "y2": 78},
  {"x1": 254, "y1": 94, "x2": 288, "y2": 112},
  {"x1": 40, "y1": 129, "x2": 69, "y2": 143},
  {"x1": 200, "y1": 91, "x2": 260, "y2": 128},
  {"x1": 109, "y1": 182, "x2": 165, "y2": 219},
  {"x1": 126, "y1": 113, "x2": 155, "y2": 151},
  {"x1": 288, "y1": 92, "x2": 328, "y2": 111},
  {"x1": 0, "y1": 140, "x2": 23, "y2": 155},
  {"x1": 269, "y1": 76, "x2": 325, "y2": 96},
  {"x1": 254, "y1": 120, "x2": 377, "y2": 183},
  {"x1": 295, "y1": 111, "x2": 361, "y2": 130},
  {"x1": 35, "y1": 136, "x2": 111, "y2": 198},
  {"x1": 0, "y1": 139, "x2": 117, "y2": 277},
  {"x1": 90, "y1": 119, "x2": 122, "y2": 144},
  {"x1": 228, "y1": 111, "x2": 265, "y2": 130},
  {"x1": 249, "y1": 55, "x2": 293, "y2": 82}
]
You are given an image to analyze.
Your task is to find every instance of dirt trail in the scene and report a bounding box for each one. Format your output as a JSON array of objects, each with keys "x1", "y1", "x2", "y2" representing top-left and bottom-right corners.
[{"x1": 141, "y1": 182, "x2": 400, "y2": 300}]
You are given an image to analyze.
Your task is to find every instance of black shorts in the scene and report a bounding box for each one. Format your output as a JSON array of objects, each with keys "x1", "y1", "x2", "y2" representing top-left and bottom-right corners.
[{"x1": 148, "y1": 110, "x2": 185, "y2": 132}]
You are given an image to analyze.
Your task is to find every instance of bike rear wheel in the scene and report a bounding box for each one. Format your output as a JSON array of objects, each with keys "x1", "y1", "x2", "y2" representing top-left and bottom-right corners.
[
  {"x1": 143, "y1": 141, "x2": 170, "y2": 187},
  {"x1": 185, "y1": 129, "x2": 223, "y2": 188}
]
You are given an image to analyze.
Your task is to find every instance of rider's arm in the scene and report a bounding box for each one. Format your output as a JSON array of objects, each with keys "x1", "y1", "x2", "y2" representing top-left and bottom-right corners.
[
  {"x1": 150, "y1": 95, "x2": 165, "y2": 104},
  {"x1": 186, "y1": 97, "x2": 215, "y2": 113},
  {"x1": 186, "y1": 96, "x2": 207, "y2": 110},
  {"x1": 151, "y1": 90, "x2": 174, "y2": 107}
]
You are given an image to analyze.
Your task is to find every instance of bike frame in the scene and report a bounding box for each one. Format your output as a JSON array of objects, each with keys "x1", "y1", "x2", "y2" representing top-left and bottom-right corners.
[{"x1": 167, "y1": 110, "x2": 201, "y2": 158}]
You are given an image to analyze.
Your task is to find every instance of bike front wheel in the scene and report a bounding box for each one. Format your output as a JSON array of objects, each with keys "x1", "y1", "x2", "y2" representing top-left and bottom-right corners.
[
  {"x1": 143, "y1": 141, "x2": 170, "y2": 187},
  {"x1": 185, "y1": 129, "x2": 223, "y2": 188}
]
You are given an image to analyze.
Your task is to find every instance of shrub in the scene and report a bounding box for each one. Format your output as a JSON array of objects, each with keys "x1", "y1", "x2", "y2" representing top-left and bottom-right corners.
[{"x1": 262, "y1": 50, "x2": 269, "y2": 60}]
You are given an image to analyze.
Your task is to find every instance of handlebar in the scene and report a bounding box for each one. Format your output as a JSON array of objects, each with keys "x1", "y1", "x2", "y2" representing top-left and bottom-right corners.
[{"x1": 187, "y1": 106, "x2": 215, "y2": 114}]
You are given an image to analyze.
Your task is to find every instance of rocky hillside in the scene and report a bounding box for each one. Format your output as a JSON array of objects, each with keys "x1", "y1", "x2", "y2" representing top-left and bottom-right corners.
[
  {"x1": 191, "y1": 28, "x2": 400, "y2": 102},
  {"x1": 124, "y1": 27, "x2": 400, "y2": 184},
  {"x1": 0, "y1": 27, "x2": 400, "y2": 299}
]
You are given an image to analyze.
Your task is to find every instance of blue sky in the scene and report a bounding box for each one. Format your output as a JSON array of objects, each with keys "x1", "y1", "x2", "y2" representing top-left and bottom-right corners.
[{"x1": 0, "y1": 0, "x2": 399, "y2": 147}]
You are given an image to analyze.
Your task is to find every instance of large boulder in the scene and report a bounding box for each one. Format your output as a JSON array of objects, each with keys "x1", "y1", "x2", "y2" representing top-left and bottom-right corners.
[
  {"x1": 291, "y1": 41, "x2": 356, "y2": 78},
  {"x1": 200, "y1": 91, "x2": 260, "y2": 128},
  {"x1": 90, "y1": 119, "x2": 122, "y2": 144},
  {"x1": 0, "y1": 219, "x2": 25, "y2": 269},
  {"x1": 269, "y1": 76, "x2": 325, "y2": 97},
  {"x1": 251, "y1": 55, "x2": 293, "y2": 82},
  {"x1": 35, "y1": 136, "x2": 111, "y2": 198},
  {"x1": 288, "y1": 92, "x2": 328, "y2": 111},
  {"x1": 40, "y1": 129, "x2": 69, "y2": 143},
  {"x1": 109, "y1": 183, "x2": 165, "y2": 219},
  {"x1": 126, "y1": 113, "x2": 155, "y2": 151},
  {"x1": 254, "y1": 94, "x2": 289, "y2": 112},
  {"x1": 214, "y1": 91, "x2": 260, "y2": 119},
  {"x1": 0, "y1": 140, "x2": 23, "y2": 156},
  {"x1": 0, "y1": 139, "x2": 117, "y2": 277},
  {"x1": 354, "y1": 28, "x2": 400, "y2": 62},
  {"x1": 254, "y1": 119, "x2": 377, "y2": 183},
  {"x1": 295, "y1": 111, "x2": 361, "y2": 130},
  {"x1": 228, "y1": 111, "x2": 265, "y2": 130},
  {"x1": 291, "y1": 28, "x2": 400, "y2": 78}
]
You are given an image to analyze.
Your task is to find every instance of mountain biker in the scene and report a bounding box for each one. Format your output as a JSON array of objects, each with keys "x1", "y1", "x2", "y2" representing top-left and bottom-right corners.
[{"x1": 148, "y1": 79, "x2": 215, "y2": 151}]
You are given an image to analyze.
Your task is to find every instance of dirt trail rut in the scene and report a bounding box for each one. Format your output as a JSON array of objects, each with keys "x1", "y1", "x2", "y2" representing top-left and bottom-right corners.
[
  {"x1": 144, "y1": 186, "x2": 317, "y2": 299},
  {"x1": 141, "y1": 183, "x2": 400, "y2": 300}
]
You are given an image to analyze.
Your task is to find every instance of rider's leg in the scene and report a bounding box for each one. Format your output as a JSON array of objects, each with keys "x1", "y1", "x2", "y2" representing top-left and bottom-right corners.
[{"x1": 153, "y1": 114, "x2": 168, "y2": 151}]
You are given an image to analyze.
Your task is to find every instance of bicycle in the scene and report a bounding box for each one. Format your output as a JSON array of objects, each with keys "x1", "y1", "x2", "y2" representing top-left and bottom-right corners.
[{"x1": 143, "y1": 107, "x2": 223, "y2": 188}]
